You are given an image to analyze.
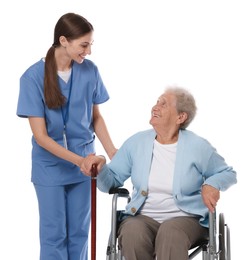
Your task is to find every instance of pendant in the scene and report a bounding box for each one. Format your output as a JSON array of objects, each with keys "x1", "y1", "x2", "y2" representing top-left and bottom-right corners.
[{"x1": 63, "y1": 130, "x2": 68, "y2": 150}]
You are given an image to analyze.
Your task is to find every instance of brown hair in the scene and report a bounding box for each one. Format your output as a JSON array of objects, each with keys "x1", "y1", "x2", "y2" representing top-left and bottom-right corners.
[{"x1": 44, "y1": 13, "x2": 93, "y2": 109}]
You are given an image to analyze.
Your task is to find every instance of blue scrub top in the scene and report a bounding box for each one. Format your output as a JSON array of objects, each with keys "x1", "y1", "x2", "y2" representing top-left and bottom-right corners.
[{"x1": 17, "y1": 58, "x2": 109, "y2": 186}]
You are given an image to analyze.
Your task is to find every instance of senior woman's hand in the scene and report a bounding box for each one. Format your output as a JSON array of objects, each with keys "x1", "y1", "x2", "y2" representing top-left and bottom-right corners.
[
  {"x1": 80, "y1": 154, "x2": 106, "y2": 176},
  {"x1": 201, "y1": 184, "x2": 220, "y2": 213}
]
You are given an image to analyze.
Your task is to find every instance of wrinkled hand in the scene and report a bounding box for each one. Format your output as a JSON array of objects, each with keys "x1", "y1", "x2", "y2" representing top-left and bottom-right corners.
[
  {"x1": 201, "y1": 184, "x2": 220, "y2": 213},
  {"x1": 80, "y1": 154, "x2": 106, "y2": 176}
]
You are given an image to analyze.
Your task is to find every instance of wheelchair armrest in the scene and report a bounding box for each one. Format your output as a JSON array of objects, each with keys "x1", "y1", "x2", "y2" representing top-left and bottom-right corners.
[
  {"x1": 208, "y1": 210, "x2": 216, "y2": 255},
  {"x1": 109, "y1": 187, "x2": 131, "y2": 249},
  {"x1": 109, "y1": 187, "x2": 130, "y2": 196},
  {"x1": 208, "y1": 209, "x2": 229, "y2": 257}
]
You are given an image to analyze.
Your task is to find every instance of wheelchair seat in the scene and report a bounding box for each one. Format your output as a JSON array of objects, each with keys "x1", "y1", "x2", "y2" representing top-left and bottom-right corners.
[{"x1": 106, "y1": 188, "x2": 231, "y2": 260}]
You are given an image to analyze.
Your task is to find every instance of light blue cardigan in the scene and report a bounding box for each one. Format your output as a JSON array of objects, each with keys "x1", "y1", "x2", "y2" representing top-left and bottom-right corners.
[{"x1": 97, "y1": 129, "x2": 237, "y2": 227}]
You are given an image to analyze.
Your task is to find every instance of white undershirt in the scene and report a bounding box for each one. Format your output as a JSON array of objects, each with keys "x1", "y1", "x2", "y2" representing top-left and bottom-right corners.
[
  {"x1": 58, "y1": 69, "x2": 71, "y2": 83},
  {"x1": 140, "y1": 140, "x2": 192, "y2": 223}
]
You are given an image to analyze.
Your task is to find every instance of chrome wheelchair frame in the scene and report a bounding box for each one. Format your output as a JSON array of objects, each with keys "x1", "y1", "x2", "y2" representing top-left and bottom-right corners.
[{"x1": 106, "y1": 188, "x2": 231, "y2": 260}]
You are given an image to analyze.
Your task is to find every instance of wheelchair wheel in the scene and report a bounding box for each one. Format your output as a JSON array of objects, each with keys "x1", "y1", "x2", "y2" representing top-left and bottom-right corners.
[{"x1": 219, "y1": 213, "x2": 226, "y2": 260}]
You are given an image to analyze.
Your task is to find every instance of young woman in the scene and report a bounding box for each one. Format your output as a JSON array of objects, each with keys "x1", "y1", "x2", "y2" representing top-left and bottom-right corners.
[{"x1": 16, "y1": 12, "x2": 117, "y2": 260}]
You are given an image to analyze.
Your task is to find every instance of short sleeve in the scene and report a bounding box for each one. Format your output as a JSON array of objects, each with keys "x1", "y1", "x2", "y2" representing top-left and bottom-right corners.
[
  {"x1": 92, "y1": 65, "x2": 109, "y2": 105},
  {"x1": 17, "y1": 67, "x2": 45, "y2": 118}
]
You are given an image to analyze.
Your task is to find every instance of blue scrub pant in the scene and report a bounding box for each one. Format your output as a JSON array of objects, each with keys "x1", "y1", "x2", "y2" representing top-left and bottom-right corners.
[{"x1": 34, "y1": 180, "x2": 91, "y2": 260}]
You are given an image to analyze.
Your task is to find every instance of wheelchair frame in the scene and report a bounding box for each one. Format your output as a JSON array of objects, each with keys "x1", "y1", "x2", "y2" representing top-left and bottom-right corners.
[{"x1": 106, "y1": 188, "x2": 231, "y2": 260}]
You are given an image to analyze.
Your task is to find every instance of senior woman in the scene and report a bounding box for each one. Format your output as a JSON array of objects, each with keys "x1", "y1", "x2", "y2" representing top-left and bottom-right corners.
[{"x1": 82, "y1": 86, "x2": 237, "y2": 260}]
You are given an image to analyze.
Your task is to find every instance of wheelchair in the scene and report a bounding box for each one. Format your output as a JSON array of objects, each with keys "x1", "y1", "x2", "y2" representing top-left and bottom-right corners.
[{"x1": 106, "y1": 188, "x2": 231, "y2": 260}]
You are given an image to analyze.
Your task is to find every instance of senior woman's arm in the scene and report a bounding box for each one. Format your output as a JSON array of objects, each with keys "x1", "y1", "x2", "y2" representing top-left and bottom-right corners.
[
  {"x1": 201, "y1": 147, "x2": 237, "y2": 212},
  {"x1": 202, "y1": 149, "x2": 237, "y2": 190},
  {"x1": 97, "y1": 143, "x2": 133, "y2": 193}
]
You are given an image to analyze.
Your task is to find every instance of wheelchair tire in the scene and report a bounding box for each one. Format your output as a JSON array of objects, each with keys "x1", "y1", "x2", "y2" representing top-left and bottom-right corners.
[{"x1": 219, "y1": 213, "x2": 226, "y2": 260}]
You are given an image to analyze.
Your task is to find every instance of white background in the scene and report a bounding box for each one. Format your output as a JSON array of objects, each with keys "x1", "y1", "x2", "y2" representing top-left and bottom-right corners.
[{"x1": 1, "y1": 0, "x2": 251, "y2": 259}]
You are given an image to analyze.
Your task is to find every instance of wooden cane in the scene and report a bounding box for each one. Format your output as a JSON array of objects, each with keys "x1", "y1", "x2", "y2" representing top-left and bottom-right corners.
[{"x1": 91, "y1": 164, "x2": 97, "y2": 260}]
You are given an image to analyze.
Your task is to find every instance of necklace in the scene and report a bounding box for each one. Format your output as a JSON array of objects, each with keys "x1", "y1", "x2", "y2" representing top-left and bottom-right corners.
[{"x1": 61, "y1": 67, "x2": 73, "y2": 149}]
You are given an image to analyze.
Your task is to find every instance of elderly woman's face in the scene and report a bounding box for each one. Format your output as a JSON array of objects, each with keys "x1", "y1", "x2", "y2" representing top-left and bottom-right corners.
[{"x1": 149, "y1": 92, "x2": 179, "y2": 129}]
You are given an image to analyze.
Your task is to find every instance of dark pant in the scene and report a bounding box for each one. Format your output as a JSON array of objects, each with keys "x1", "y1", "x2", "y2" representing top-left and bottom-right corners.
[{"x1": 118, "y1": 215, "x2": 208, "y2": 260}]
